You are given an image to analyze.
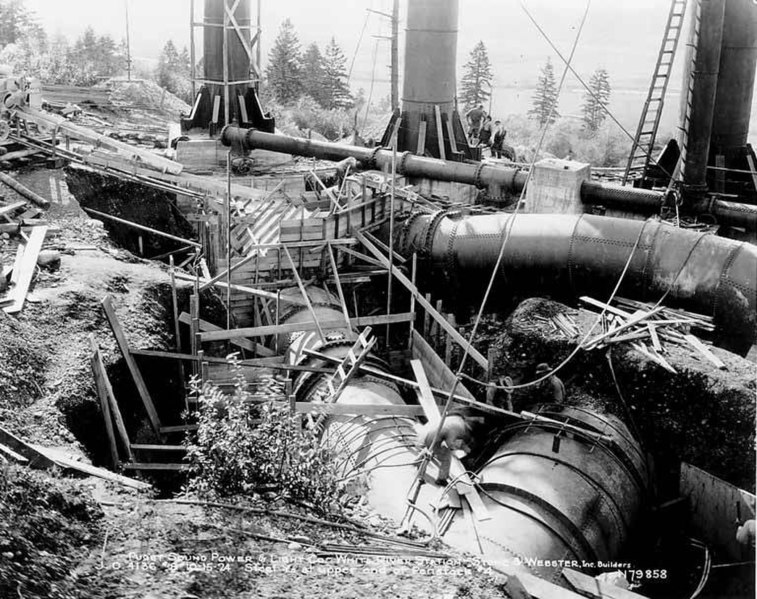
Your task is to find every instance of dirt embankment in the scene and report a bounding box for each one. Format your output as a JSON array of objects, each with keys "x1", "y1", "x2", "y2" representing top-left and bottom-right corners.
[{"x1": 469, "y1": 298, "x2": 756, "y2": 493}]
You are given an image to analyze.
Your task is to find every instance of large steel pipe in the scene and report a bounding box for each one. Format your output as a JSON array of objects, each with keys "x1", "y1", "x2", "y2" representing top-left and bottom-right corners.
[
  {"x1": 273, "y1": 288, "x2": 649, "y2": 590},
  {"x1": 581, "y1": 181, "x2": 757, "y2": 231},
  {"x1": 395, "y1": 212, "x2": 757, "y2": 353},
  {"x1": 444, "y1": 405, "x2": 648, "y2": 586},
  {"x1": 222, "y1": 128, "x2": 757, "y2": 229},
  {"x1": 680, "y1": 0, "x2": 727, "y2": 192},
  {"x1": 221, "y1": 126, "x2": 528, "y2": 190},
  {"x1": 711, "y1": 0, "x2": 757, "y2": 159}
]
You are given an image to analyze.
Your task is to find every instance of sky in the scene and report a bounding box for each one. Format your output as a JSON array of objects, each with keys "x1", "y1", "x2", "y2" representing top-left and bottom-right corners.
[{"x1": 19, "y1": 0, "x2": 757, "y2": 136}]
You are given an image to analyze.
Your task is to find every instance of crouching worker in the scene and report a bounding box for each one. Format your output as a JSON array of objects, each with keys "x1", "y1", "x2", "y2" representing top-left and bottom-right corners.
[{"x1": 415, "y1": 411, "x2": 472, "y2": 458}]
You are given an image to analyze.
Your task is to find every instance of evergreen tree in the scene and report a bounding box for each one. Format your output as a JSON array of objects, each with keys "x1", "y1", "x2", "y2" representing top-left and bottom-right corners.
[
  {"x1": 0, "y1": 0, "x2": 42, "y2": 48},
  {"x1": 582, "y1": 67, "x2": 611, "y2": 132},
  {"x1": 322, "y1": 37, "x2": 352, "y2": 109},
  {"x1": 265, "y1": 18, "x2": 301, "y2": 104},
  {"x1": 459, "y1": 41, "x2": 493, "y2": 111},
  {"x1": 529, "y1": 58, "x2": 559, "y2": 126},
  {"x1": 70, "y1": 27, "x2": 120, "y2": 85},
  {"x1": 300, "y1": 42, "x2": 327, "y2": 107}
]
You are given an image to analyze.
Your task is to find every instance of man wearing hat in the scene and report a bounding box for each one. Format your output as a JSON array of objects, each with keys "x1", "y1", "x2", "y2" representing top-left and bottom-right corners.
[{"x1": 535, "y1": 363, "x2": 565, "y2": 403}]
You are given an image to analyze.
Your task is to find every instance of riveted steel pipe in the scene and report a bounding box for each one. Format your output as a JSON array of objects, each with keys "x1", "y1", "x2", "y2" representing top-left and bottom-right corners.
[
  {"x1": 221, "y1": 127, "x2": 529, "y2": 189},
  {"x1": 395, "y1": 212, "x2": 757, "y2": 353}
]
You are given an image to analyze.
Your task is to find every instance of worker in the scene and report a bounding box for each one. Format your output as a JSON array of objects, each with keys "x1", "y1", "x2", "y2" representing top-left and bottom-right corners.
[
  {"x1": 478, "y1": 115, "x2": 493, "y2": 149},
  {"x1": 465, "y1": 104, "x2": 485, "y2": 144},
  {"x1": 486, "y1": 376, "x2": 514, "y2": 411},
  {"x1": 491, "y1": 121, "x2": 507, "y2": 158},
  {"x1": 416, "y1": 412, "x2": 472, "y2": 457},
  {"x1": 535, "y1": 363, "x2": 566, "y2": 403}
]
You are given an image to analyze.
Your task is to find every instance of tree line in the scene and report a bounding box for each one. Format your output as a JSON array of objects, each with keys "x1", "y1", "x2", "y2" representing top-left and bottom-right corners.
[
  {"x1": 459, "y1": 40, "x2": 612, "y2": 133},
  {"x1": 265, "y1": 18, "x2": 353, "y2": 110}
]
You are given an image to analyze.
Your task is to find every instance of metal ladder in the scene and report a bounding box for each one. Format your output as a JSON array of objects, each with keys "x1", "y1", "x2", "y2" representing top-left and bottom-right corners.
[
  {"x1": 311, "y1": 327, "x2": 376, "y2": 430},
  {"x1": 623, "y1": 0, "x2": 689, "y2": 185}
]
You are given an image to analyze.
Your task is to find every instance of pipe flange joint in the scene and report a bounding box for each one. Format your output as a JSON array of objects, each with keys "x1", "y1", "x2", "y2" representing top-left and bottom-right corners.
[
  {"x1": 473, "y1": 162, "x2": 486, "y2": 189},
  {"x1": 421, "y1": 210, "x2": 448, "y2": 257},
  {"x1": 397, "y1": 151, "x2": 413, "y2": 175},
  {"x1": 368, "y1": 147, "x2": 382, "y2": 170}
]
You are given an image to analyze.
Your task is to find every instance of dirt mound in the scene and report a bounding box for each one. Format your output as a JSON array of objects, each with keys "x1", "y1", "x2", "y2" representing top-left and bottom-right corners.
[
  {"x1": 0, "y1": 464, "x2": 103, "y2": 598},
  {"x1": 108, "y1": 79, "x2": 191, "y2": 117},
  {"x1": 470, "y1": 297, "x2": 756, "y2": 492}
]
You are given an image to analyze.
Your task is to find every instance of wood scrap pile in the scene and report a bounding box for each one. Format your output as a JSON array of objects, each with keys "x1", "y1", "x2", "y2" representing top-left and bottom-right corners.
[
  {"x1": 579, "y1": 296, "x2": 724, "y2": 373},
  {"x1": 535, "y1": 312, "x2": 581, "y2": 339}
]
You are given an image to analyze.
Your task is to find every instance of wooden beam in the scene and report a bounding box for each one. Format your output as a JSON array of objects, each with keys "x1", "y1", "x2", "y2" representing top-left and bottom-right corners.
[
  {"x1": 83, "y1": 208, "x2": 200, "y2": 248},
  {"x1": 121, "y1": 462, "x2": 190, "y2": 471},
  {"x1": 0, "y1": 425, "x2": 56, "y2": 469},
  {"x1": 199, "y1": 312, "x2": 415, "y2": 342},
  {"x1": 410, "y1": 359, "x2": 441, "y2": 424},
  {"x1": 294, "y1": 403, "x2": 425, "y2": 416},
  {"x1": 3, "y1": 226, "x2": 47, "y2": 314},
  {"x1": 130, "y1": 348, "x2": 332, "y2": 373},
  {"x1": 283, "y1": 244, "x2": 325, "y2": 343},
  {"x1": 31, "y1": 445, "x2": 151, "y2": 490},
  {"x1": 434, "y1": 104, "x2": 446, "y2": 160},
  {"x1": 90, "y1": 335, "x2": 133, "y2": 461},
  {"x1": 90, "y1": 344, "x2": 119, "y2": 467},
  {"x1": 328, "y1": 242, "x2": 351, "y2": 327},
  {"x1": 356, "y1": 232, "x2": 488, "y2": 369},
  {"x1": 178, "y1": 312, "x2": 275, "y2": 356},
  {"x1": 101, "y1": 295, "x2": 162, "y2": 435},
  {"x1": 177, "y1": 271, "x2": 307, "y2": 306}
]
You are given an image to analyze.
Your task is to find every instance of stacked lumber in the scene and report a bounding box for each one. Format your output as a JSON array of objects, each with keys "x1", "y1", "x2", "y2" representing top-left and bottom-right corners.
[{"x1": 579, "y1": 296, "x2": 724, "y2": 373}]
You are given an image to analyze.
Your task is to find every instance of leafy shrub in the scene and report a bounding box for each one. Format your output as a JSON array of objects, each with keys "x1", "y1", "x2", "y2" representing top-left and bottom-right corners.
[{"x1": 184, "y1": 357, "x2": 355, "y2": 512}]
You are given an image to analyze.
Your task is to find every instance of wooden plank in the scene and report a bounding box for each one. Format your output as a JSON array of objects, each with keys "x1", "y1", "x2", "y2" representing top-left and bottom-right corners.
[
  {"x1": 410, "y1": 359, "x2": 441, "y2": 423},
  {"x1": 434, "y1": 104, "x2": 446, "y2": 160},
  {"x1": 328, "y1": 243, "x2": 351, "y2": 327},
  {"x1": 90, "y1": 336, "x2": 133, "y2": 461},
  {"x1": 178, "y1": 312, "x2": 275, "y2": 356},
  {"x1": 295, "y1": 403, "x2": 425, "y2": 416},
  {"x1": 0, "y1": 425, "x2": 56, "y2": 469},
  {"x1": 357, "y1": 231, "x2": 488, "y2": 369},
  {"x1": 159, "y1": 424, "x2": 199, "y2": 433},
  {"x1": 101, "y1": 295, "x2": 162, "y2": 435},
  {"x1": 562, "y1": 568, "x2": 650, "y2": 599},
  {"x1": 680, "y1": 462, "x2": 756, "y2": 561},
  {"x1": 83, "y1": 208, "x2": 200, "y2": 248},
  {"x1": 199, "y1": 312, "x2": 415, "y2": 342},
  {"x1": 0, "y1": 443, "x2": 29, "y2": 464},
  {"x1": 283, "y1": 244, "x2": 326, "y2": 342},
  {"x1": 0, "y1": 201, "x2": 27, "y2": 217},
  {"x1": 90, "y1": 349, "x2": 119, "y2": 467},
  {"x1": 31, "y1": 445, "x2": 152, "y2": 490},
  {"x1": 416, "y1": 119, "x2": 427, "y2": 156},
  {"x1": 579, "y1": 296, "x2": 632, "y2": 319},
  {"x1": 121, "y1": 462, "x2": 190, "y2": 471},
  {"x1": 176, "y1": 271, "x2": 307, "y2": 306},
  {"x1": 130, "y1": 444, "x2": 186, "y2": 451},
  {"x1": 683, "y1": 334, "x2": 727, "y2": 369},
  {"x1": 3, "y1": 226, "x2": 47, "y2": 314},
  {"x1": 411, "y1": 330, "x2": 476, "y2": 401}
]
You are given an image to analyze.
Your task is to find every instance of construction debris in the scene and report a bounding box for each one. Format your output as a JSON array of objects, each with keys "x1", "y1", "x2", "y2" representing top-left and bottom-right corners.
[{"x1": 579, "y1": 295, "x2": 722, "y2": 372}]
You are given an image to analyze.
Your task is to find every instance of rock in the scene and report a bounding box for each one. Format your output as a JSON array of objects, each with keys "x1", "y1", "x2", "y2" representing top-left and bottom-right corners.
[
  {"x1": 287, "y1": 542, "x2": 302, "y2": 550},
  {"x1": 37, "y1": 250, "x2": 61, "y2": 270}
]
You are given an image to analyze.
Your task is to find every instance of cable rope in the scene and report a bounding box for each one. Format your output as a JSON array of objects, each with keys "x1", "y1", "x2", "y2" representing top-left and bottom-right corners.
[
  {"x1": 399, "y1": 1, "x2": 594, "y2": 528},
  {"x1": 520, "y1": 1, "x2": 676, "y2": 182}
]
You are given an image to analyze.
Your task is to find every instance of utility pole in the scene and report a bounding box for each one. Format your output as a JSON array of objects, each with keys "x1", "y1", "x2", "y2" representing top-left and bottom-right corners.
[
  {"x1": 390, "y1": 0, "x2": 399, "y2": 111},
  {"x1": 124, "y1": 0, "x2": 132, "y2": 81}
]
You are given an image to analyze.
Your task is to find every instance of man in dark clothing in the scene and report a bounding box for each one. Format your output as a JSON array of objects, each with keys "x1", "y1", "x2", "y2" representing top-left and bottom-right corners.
[
  {"x1": 535, "y1": 363, "x2": 566, "y2": 403},
  {"x1": 465, "y1": 104, "x2": 485, "y2": 144},
  {"x1": 478, "y1": 115, "x2": 493, "y2": 148},
  {"x1": 491, "y1": 120, "x2": 507, "y2": 158}
]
